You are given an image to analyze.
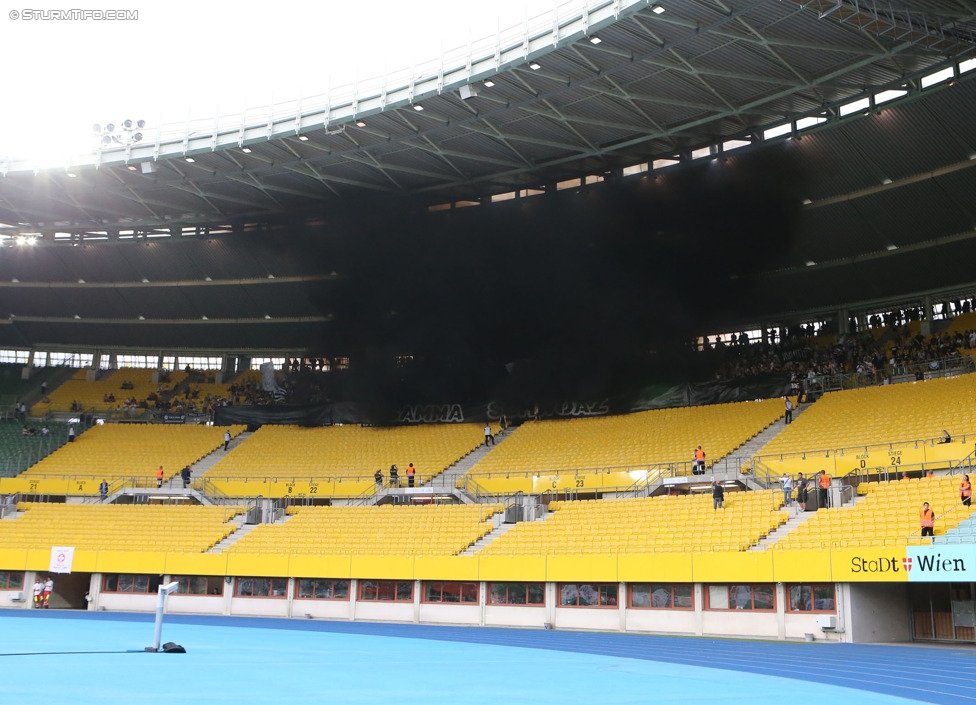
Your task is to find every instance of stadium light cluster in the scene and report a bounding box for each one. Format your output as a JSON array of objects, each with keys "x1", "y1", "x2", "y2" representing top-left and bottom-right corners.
[{"x1": 94, "y1": 119, "x2": 146, "y2": 147}]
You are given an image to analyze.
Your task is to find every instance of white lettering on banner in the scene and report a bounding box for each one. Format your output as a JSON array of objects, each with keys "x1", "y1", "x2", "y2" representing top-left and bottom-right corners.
[
  {"x1": 49, "y1": 546, "x2": 75, "y2": 574},
  {"x1": 397, "y1": 404, "x2": 464, "y2": 423},
  {"x1": 553, "y1": 400, "x2": 610, "y2": 417},
  {"x1": 907, "y1": 545, "x2": 976, "y2": 582}
]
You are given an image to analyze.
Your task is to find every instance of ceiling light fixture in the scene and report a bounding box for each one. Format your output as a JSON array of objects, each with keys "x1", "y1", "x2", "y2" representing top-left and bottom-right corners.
[
  {"x1": 298, "y1": 135, "x2": 309, "y2": 141},
  {"x1": 355, "y1": 120, "x2": 366, "y2": 127},
  {"x1": 652, "y1": 4, "x2": 665, "y2": 14},
  {"x1": 413, "y1": 104, "x2": 424, "y2": 111},
  {"x1": 529, "y1": 62, "x2": 541, "y2": 70},
  {"x1": 242, "y1": 147, "x2": 252, "y2": 153},
  {"x1": 589, "y1": 36, "x2": 602, "y2": 44},
  {"x1": 185, "y1": 157, "x2": 195, "y2": 163},
  {"x1": 483, "y1": 79, "x2": 495, "y2": 87}
]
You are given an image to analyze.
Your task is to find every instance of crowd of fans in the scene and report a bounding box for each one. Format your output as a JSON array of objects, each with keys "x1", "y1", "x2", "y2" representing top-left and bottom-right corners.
[{"x1": 702, "y1": 325, "x2": 976, "y2": 387}]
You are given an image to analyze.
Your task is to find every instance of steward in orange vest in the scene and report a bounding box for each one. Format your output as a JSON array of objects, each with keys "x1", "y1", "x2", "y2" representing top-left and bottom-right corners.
[
  {"x1": 920, "y1": 503, "x2": 935, "y2": 538},
  {"x1": 961, "y1": 475, "x2": 972, "y2": 507}
]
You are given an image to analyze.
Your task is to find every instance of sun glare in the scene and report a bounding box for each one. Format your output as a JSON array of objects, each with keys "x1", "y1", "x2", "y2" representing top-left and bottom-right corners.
[{"x1": 0, "y1": 0, "x2": 559, "y2": 164}]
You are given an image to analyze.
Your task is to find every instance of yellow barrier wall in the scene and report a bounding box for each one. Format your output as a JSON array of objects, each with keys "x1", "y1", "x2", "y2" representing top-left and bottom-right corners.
[
  {"x1": 2, "y1": 548, "x2": 923, "y2": 583},
  {"x1": 478, "y1": 555, "x2": 547, "y2": 582},
  {"x1": 618, "y1": 553, "x2": 693, "y2": 583},
  {"x1": 692, "y1": 552, "x2": 775, "y2": 583},
  {"x1": 758, "y1": 442, "x2": 972, "y2": 477}
]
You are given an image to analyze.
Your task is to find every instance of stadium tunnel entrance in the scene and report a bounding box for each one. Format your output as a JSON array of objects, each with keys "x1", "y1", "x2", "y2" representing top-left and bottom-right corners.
[{"x1": 36, "y1": 571, "x2": 91, "y2": 610}]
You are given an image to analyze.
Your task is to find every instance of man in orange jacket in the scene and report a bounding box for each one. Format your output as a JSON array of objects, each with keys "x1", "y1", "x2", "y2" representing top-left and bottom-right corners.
[
  {"x1": 817, "y1": 470, "x2": 831, "y2": 509},
  {"x1": 156, "y1": 465, "x2": 164, "y2": 489},
  {"x1": 920, "y1": 502, "x2": 935, "y2": 538}
]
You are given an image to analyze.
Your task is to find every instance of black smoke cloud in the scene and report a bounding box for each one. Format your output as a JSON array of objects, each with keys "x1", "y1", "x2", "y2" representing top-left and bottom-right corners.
[{"x1": 303, "y1": 144, "x2": 807, "y2": 401}]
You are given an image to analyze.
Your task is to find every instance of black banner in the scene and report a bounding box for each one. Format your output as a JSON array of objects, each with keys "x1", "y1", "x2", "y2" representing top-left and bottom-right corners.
[{"x1": 213, "y1": 375, "x2": 791, "y2": 428}]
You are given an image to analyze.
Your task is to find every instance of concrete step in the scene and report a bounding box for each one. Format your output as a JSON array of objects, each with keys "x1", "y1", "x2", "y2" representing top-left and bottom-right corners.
[
  {"x1": 428, "y1": 426, "x2": 517, "y2": 490},
  {"x1": 728, "y1": 401, "x2": 811, "y2": 462},
  {"x1": 461, "y1": 520, "x2": 520, "y2": 556},
  {"x1": 191, "y1": 430, "x2": 251, "y2": 479},
  {"x1": 208, "y1": 521, "x2": 258, "y2": 554},
  {"x1": 749, "y1": 505, "x2": 818, "y2": 551}
]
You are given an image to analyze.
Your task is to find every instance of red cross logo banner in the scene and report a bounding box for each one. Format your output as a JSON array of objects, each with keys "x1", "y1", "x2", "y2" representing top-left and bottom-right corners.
[{"x1": 49, "y1": 546, "x2": 75, "y2": 574}]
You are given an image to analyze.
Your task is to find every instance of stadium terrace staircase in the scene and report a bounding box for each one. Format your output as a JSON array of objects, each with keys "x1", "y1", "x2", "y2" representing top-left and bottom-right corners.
[
  {"x1": 738, "y1": 399, "x2": 809, "y2": 463},
  {"x1": 428, "y1": 426, "x2": 516, "y2": 492},
  {"x1": 461, "y1": 520, "x2": 520, "y2": 555},
  {"x1": 189, "y1": 431, "x2": 252, "y2": 478},
  {"x1": 208, "y1": 517, "x2": 262, "y2": 554},
  {"x1": 747, "y1": 502, "x2": 822, "y2": 551}
]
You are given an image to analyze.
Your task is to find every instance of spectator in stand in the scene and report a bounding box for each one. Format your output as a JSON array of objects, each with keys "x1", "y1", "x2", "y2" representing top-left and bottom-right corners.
[
  {"x1": 389, "y1": 464, "x2": 399, "y2": 488},
  {"x1": 693, "y1": 446, "x2": 706, "y2": 475},
  {"x1": 941, "y1": 430, "x2": 952, "y2": 444},
  {"x1": 484, "y1": 423, "x2": 494, "y2": 446},
  {"x1": 374, "y1": 468, "x2": 384, "y2": 490},
  {"x1": 784, "y1": 397, "x2": 794, "y2": 424},
  {"x1": 31, "y1": 577, "x2": 43, "y2": 608},
  {"x1": 223, "y1": 430, "x2": 231, "y2": 451},
  {"x1": 67, "y1": 425, "x2": 75, "y2": 443},
  {"x1": 961, "y1": 475, "x2": 972, "y2": 507},
  {"x1": 781, "y1": 473, "x2": 793, "y2": 506},
  {"x1": 42, "y1": 576, "x2": 53, "y2": 608},
  {"x1": 180, "y1": 465, "x2": 191, "y2": 489},
  {"x1": 712, "y1": 481, "x2": 724, "y2": 510},
  {"x1": 99, "y1": 479, "x2": 109, "y2": 502},
  {"x1": 920, "y1": 502, "x2": 935, "y2": 538},
  {"x1": 795, "y1": 473, "x2": 809, "y2": 512}
]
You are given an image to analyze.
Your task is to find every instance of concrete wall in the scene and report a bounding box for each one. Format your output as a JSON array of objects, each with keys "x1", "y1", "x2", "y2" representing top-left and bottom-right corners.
[
  {"x1": 846, "y1": 583, "x2": 912, "y2": 643},
  {"x1": 71, "y1": 574, "x2": 898, "y2": 644}
]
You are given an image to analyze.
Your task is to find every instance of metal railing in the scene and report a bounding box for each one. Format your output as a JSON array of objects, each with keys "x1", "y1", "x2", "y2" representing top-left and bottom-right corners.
[
  {"x1": 755, "y1": 433, "x2": 976, "y2": 469},
  {"x1": 0, "y1": 492, "x2": 21, "y2": 517},
  {"x1": 805, "y1": 354, "x2": 976, "y2": 394}
]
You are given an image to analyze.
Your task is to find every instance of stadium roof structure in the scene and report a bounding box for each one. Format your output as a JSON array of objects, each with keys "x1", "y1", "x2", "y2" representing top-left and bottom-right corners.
[
  {"x1": 2, "y1": 0, "x2": 976, "y2": 354},
  {"x1": 2, "y1": 0, "x2": 975, "y2": 235}
]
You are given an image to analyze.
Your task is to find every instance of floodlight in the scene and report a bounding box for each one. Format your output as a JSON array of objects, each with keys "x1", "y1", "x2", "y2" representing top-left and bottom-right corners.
[
  {"x1": 483, "y1": 80, "x2": 495, "y2": 87},
  {"x1": 652, "y1": 4, "x2": 665, "y2": 13},
  {"x1": 132, "y1": 132, "x2": 143, "y2": 142},
  {"x1": 105, "y1": 123, "x2": 115, "y2": 132},
  {"x1": 529, "y1": 62, "x2": 541, "y2": 70},
  {"x1": 355, "y1": 120, "x2": 366, "y2": 127},
  {"x1": 123, "y1": 119, "x2": 133, "y2": 129},
  {"x1": 413, "y1": 104, "x2": 424, "y2": 111},
  {"x1": 589, "y1": 36, "x2": 602, "y2": 44},
  {"x1": 136, "y1": 119, "x2": 146, "y2": 128},
  {"x1": 101, "y1": 135, "x2": 112, "y2": 146},
  {"x1": 92, "y1": 124, "x2": 101, "y2": 133}
]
